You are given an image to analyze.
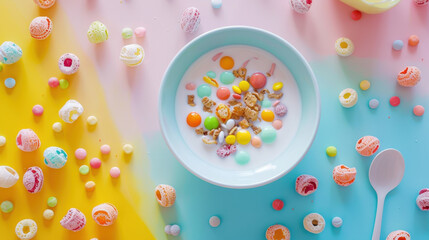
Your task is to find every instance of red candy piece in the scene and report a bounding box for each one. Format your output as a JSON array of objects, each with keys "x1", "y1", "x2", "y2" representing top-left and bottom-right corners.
[
  {"x1": 351, "y1": 10, "x2": 362, "y2": 21},
  {"x1": 233, "y1": 94, "x2": 241, "y2": 100},
  {"x1": 272, "y1": 199, "x2": 284, "y2": 211},
  {"x1": 216, "y1": 87, "x2": 231, "y2": 100},
  {"x1": 216, "y1": 144, "x2": 237, "y2": 158},
  {"x1": 249, "y1": 72, "x2": 267, "y2": 89},
  {"x1": 390, "y1": 96, "x2": 400, "y2": 107}
]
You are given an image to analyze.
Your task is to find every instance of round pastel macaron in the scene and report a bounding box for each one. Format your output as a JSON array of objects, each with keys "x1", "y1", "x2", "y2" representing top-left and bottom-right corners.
[
  {"x1": 43, "y1": 146, "x2": 68, "y2": 169},
  {"x1": 416, "y1": 188, "x2": 429, "y2": 211},
  {"x1": 74, "y1": 148, "x2": 87, "y2": 160},
  {"x1": 134, "y1": 27, "x2": 146, "y2": 38},
  {"x1": 100, "y1": 144, "x2": 111, "y2": 154},
  {"x1": 60, "y1": 208, "x2": 86, "y2": 232},
  {"x1": 386, "y1": 230, "x2": 410, "y2": 240},
  {"x1": 180, "y1": 7, "x2": 201, "y2": 33},
  {"x1": 155, "y1": 184, "x2": 176, "y2": 207},
  {"x1": 58, "y1": 53, "x2": 80, "y2": 75},
  {"x1": 397, "y1": 66, "x2": 421, "y2": 87},
  {"x1": 266, "y1": 224, "x2": 290, "y2": 240},
  {"x1": 23, "y1": 167, "x2": 44, "y2": 194},
  {"x1": 333, "y1": 164, "x2": 356, "y2": 186},
  {"x1": 29, "y1": 16, "x2": 53, "y2": 40},
  {"x1": 87, "y1": 21, "x2": 109, "y2": 44},
  {"x1": 32, "y1": 104, "x2": 44, "y2": 116},
  {"x1": 335, "y1": 37, "x2": 354, "y2": 57},
  {"x1": 295, "y1": 174, "x2": 318, "y2": 196},
  {"x1": 0, "y1": 166, "x2": 19, "y2": 188},
  {"x1": 290, "y1": 0, "x2": 312, "y2": 14},
  {"x1": 303, "y1": 213, "x2": 325, "y2": 234},
  {"x1": 16, "y1": 129, "x2": 41, "y2": 152},
  {"x1": 120, "y1": 44, "x2": 144, "y2": 67},
  {"x1": 0, "y1": 41, "x2": 23, "y2": 64},
  {"x1": 92, "y1": 203, "x2": 118, "y2": 226},
  {"x1": 90, "y1": 158, "x2": 101, "y2": 169},
  {"x1": 33, "y1": 0, "x2": 56, "y2": 8},
  {"x1": 356, "y1": 136, "x2": 379, "y2": 156},
  {"x1": 110, "y1": 167, "x2": 120, "y2": 178},
  {"x1": 15, "y1": 219, "x2": 38, "y2": 240}
]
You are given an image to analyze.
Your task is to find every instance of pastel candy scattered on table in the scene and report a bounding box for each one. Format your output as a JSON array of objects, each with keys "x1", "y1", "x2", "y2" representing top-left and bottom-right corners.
[
  {"x1": 408, "y1": 35, "x2": 419, "y2": 46},
  {"x1": 92, "y1": 203, "x2": 118, "y2": 226},
  {"x1": 47, "y1": 196, "x2": 57, "y2": 207},
  {"x1": 209, "y1": 216, "x2": 221, "y2": 227},
  {"x1": 392, "y1": 40, "x2": 403, "y2": 51},
  {"x1": 58, "y1": 53, "x2": 80, "y2": 75},
  {"x1": 74, "y1": 148, "x2": 87, "y2": 160},
  {"x1": 390, "y1": 96, "x2": 401, "y2": 106},
  {"x1": 234, "y1": 150, "x2": 250, "y2": 165},
  {"x1": 32, "y1": 105, "x2": 44, "y2": 116},
  {"x1": 339, "y1": 88, "x2": 358, "y2": 108},
  {"x1": 303, "y1": 213, "x2": 325, "y2": 234},
  {"x1": 33, "y1": 0, "x2": 56, "y2": 8},
  {"x1": 397, "y1": 66, "x2": 421, "y2": 87},
  {"x1": 369, "y1": 99, "x2": 379, "y2": 109},
  {"x1": 359, "y1": 80, "x2": 370, "y2": 91},
  {"x1": 1, "y1": 200, "x2": 14, "y2": 213},
  {"x1": 416, "y1": 188, "x2": 429, "y2": 211},
  {"x1": 15, "y1": 219, "x2": 37, "y2": 240},
  {"x1": 332, "y1": 217, "x2": 343, "y2": 228},
  {"x1": 119, "y1": 44, "x2": 145, "y2": 67},
  {"x1": 335, "y1": 37, "x2": 354, "y2": 57},
  {"x1": 29, "y1": 17, "x2": 53, "y2": 40},
  {"x1": 290, "y1": 0, "x2": 312, "y2": 14},
  {"x1": 265, "y1": 224, "x2": 290, "y2": 240},
  {"x1": 0, "y1": 41, "x2": 22, "y2": 64},
  {"x1": 87, "y1": 21, "x2": 109, "y2": 44},
  {"x1": 43, "y1": 146, "x2": 68, "y2": 169},
  {"x1": 4, "y1": 77, "x2": 16, "y2": 88},
  {"x1": 165, "y1": 224, "x2": 181, "y2": 236},
  {"x1": 134, "y1": 27, "x2": 146, "y2": 38},
  {"x1": 23, "y1": 167, "x2": 44, "y2": 194},
  {"x1": 0, "y1": 136, "x2": 5, "y2": 147},
  {"x1": 16, "y1": 129, "x2": 41, "y2": 152},
  {"x1": 60, "y1": 208, "x2": 86, "y2": 232},
  {"x1": 43, "y1": 209, "x2": 54, "y2": 220},
  {"x1": 413, "y1": 105, "x2": 425, "y2": 116},
  {"x1": 85, "y1": 181, "x2": 96, "y2": 191},
  {"x1": 180, "y1": 7, "x2": 201, "y2": 33},
  {"x1": 59, "y1": 99, "x2": 84, "y2": 123},
  {"x1": 326, "y1": 146, "x2": 337, "y2": 157},
  {"x1": 155, "y1": 184, "x2": 176, "y2": 207},
  {"x1": 295, "y1": 174, "x2": 318, "y2": 196},
  {"x1": 355, "y1": 136, "x2": 379, "y2": 157},
  {"x1": 0, "y1": 166, "x2": 19, "y2": 188},
  {"x1": 332, "y1": 164, "x2": 356, "y2": 186},
  {"x1": 211, "y1": 0, "x2": 222, "y2": 9},
  {"x1": 415, "y1": 0, "x2": 429, "y2": 5},
  {"x1": 386, "y1": 230, "x2": 411, "y2": 240},
  {"x1": 121, "y1": 27, "x2": 133, "y2": 39},
  {"x1": 110, "y1": 167, "x2": 120, "y2": 178},
  {"x1": 272, "y1": 199, "x2": 284, "y2": 211}
]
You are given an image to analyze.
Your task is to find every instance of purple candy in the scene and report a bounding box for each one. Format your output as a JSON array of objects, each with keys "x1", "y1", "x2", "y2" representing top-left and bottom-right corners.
[{"x1": 274, "y1": 103, "x2": 288, "y2": 117}]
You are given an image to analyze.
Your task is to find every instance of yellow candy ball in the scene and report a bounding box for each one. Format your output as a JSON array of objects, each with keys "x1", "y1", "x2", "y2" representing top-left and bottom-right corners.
[
  {"x1": 236, "y1": 130, "x2": 251, "y2": 145},
  {"x1": 239, "y1": 81, "x2": 250, "y2": 91},
  {"x1": 360, "y1": 80, "x2": 370, "y2": 91},
  {"x1": 261, "y1": 109, "x2": 275, "y2": 122},
  {"x1": 225, "y1": 135, "x2": 236, "y2": 145},
  {"x1": 232, "y1": 85, "x2": 242, "y2": 94},
  {"x1": 272, "y1": 82, "x2": 283, "y2": 91}
]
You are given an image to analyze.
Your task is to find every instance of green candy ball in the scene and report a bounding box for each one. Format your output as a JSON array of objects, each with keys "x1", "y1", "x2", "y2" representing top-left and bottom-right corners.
[
  {"x1": 260, "y1": 127, "x2": 277, "y2": 144},
  {"x1": 220, "y1": 71, "x2": 235, "y2": 85},
  {"x1": 79, "y1": 165, "x2": 90, "y2": 175},
  {"x1": 326, "y1": 146, "x2": 337, "y2": 157},
  {"x1": 59, "y1": 79, "x2": 69, "y2": 89},
  {"x1": 207, "y1": 71, "x2": 216, "y2": 79},
  {"x1": 47, "y1": 197, "x2": 57, "y2": 208},
  {"x1": 197, "y1": 84, "x2": 212, "y2": 98},
  {"x1": 122, "y1": 27, "x2": 133, "y2": 39},
  {"x1": 204, "y1": 116, "x2": 219, "y2": 130},
  {"x1": 1, "y1": 201, "x2": 13, "y2": 213},
  {"x1": 235, "y1": 151, "x2": 250, "y2": 165}
]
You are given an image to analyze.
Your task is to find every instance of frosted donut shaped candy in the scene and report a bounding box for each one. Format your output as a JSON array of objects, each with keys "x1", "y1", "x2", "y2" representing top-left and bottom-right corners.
[
  {"x1": 119, "y1": 44, "x2": 145, "y2": 67},
  {"x1": 16, "y1": 129, "x2": 41, "y2": 152},
  {"x1": 59, "y1": 99, "x2": 84, "y2": 123},
  {"x1": 335, "y1": 37, "x2": 354, "y2": 57},
  {"x1": 415, "y1": 0, "x2": 429, "y2": 5},
  {"x1": 58, "y1": 53, "x2": 80, "y2": 75},
  {"x1": 290, "y1": 0, "x2": 312, "y2": 14},
  {"x1": 0, "y1": 41, "x2": 23, "y2": 64},
  {"x1": 0, "y1": 166, "x2": 19, "y2": 188},
  {"x1": 339, "y1": 88, "x2": 358, "y2": 108},
  {"x1": 180, "y1": 7, "x2": 201, "y2": 33},
  {"x1": 43, "y1": 146, "x2": 68, "y2": 169},
  {"x1": 15, "y1": 219, "x2": 37, "y2": 240},
  {"x1": 29, "y1": 17, "x2": 53, "y2": 40},
  {"x1": 416, "y1": 188, "x2": 429, "y2": 211},
  {"x1": 333, "y1": 165, "x2": 356, "y2": 186},
  {"x1": 295, "y1": 174, "x2": 318, "y2": 196},
  {"x1": 87, "y1": 21, "x2": 109, "y2": 44},
  {"x1": 386, "y1": 230, "x2": 410, "y2": 240},
  {"x1": 92, "y1": 203, "x2": 118, "y2": 226},
  {"x1": 33, "y1": 0, "x2": 56, "y2": 8},
  {"x1": 397, "y1": 66, "x2": 421, "y2": 87},
  {"x1": 155, "y1": 184, "x2": 176, "y2": 207},
  {"x1": 23, "y1": 167, "x2": 44, "y2": 194},
  {"x1": 265, "y1": 224, "x2": 290, "y2": 240},
  {"x1": 356, "y1": 136, "x2": 379, "y2": 156},
  {"x1": 303, "y1": 213, "x2": 325, "y2": 234},
  {"x1": 60, "y1": 208, "x2": 86, "y2": 232}
]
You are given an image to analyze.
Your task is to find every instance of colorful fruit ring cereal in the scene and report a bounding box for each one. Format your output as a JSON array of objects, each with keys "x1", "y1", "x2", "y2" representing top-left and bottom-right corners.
[
  {"x1": 303, "y1": 213, "x2": 325, "y2": 234},
  {"x1": 355, "y1": 136, "x2": 380, "y2": 157},
  {"x1": 397, "y1": 66, "x2": 421, "y2": 87},
  {"x1": 290, "y1": 0, "x2": 312, "y2": 14},
  {"x1": 180, "y1": 7, "x2": 201, "y2": 33},
  {"x1": 58, "y1": 53, "x2": 80, "y2": 75},
  {"x1": 15, "y1": 219, "x2": 37, "y2": 240},
  {"x1": 60, "y1": 208, "x2": 86, "y2": 232},
  {"x1": 295, "y1": 174, "x2": 318, "y2": 196},
  {"x1": 339, "y1": 88, "x2": 358, "y2": 108},
  {"x1": 23, "y1": 167, "x2": 44, "y2": 194},
  {"x1": 29, "y1": 17, "x2": 53, "y2": 40},
  {"x1": 92, "y1": 203, "x2": 118, "y2": 226},
  {"x1": 386, "y1": 230, "x2": 410, "y2": 240},
  {"x1": 155, "y1": 184, "x2": 176, "y2": 207},
  {"x1": 0, "y1": 41, "x2": 23, "y2": 64},
  {"x1": 43, "y1": 146, "x2": 68, "y2": 169},
  {"x1": 87, "y1": 21, "x2": 109, "y2": 44},
  {"x1": 16, "y1": 129, "x2": 41, "y2": 152},
  {"x1": 0, "y1": 166, "x2": 19, "y2": 188},
  {"x1": 335, "y1": 37, "x2": 354, "y2": 57},
  {"x1": 59, "y1": 99, "x2": 84, "y2": 123},
  {"x1": 333, "y1": 165, "x2": 357, "y2": 186},
  {"x1": 120, "y1": 44, "x2": 145, "y2": 67},
  {"x1": 33, "y1": 0, "x2": 56, "y2": 8},
  {"x1": 416, "y1": 188, "x2": 429, "y2": 211},
  {"x1": 265, "y1": 224, "x2": 290, "y2": 240}
]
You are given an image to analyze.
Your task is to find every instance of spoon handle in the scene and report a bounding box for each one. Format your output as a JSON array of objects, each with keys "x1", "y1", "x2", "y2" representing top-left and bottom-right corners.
[{"x1": 372, "y1": 193, "x2": 386, "y2": 240}]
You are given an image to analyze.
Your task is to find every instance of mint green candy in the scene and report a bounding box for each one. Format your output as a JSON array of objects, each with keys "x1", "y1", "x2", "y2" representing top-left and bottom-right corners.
[
  {"x1": 47, "y1": 197, "x2": 57, "y2": 207},
  {"x1": 220, "y1": 71, "x2": 235, "y2": 84},
  {"x1": 197, "y1": 84, "x2": 212, "y2": 98},
  {"x1": 122, "y1": 27, "x2": 133, "y2": 39},
  {"x1": 1, "y1": 201, "x2": 13, "y2": 213},
  {"x1": 204, "y1": 116, "x2": 219, "y2": 130},
  {"x1": 207, "y1": 71, "x2": 216, "y2": 79},
  {"x1": 79, "y1": 165, "x2": 90, "y2": 175},
  {"x1": 235, "y1": 151, "x2": 250, "y2": 165},
  {"x1": 260, "y1": 127, "x2": 277, "y2": 143},
  {"x1": 59, "y1": 79, "x2": 69, "y2": 89},
  {"x1": 261, "y1": 99, "x2": 272, "y2": 108}
]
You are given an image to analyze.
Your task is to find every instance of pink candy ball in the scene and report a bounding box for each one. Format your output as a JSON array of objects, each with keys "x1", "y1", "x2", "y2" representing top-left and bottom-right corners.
[
  {"x1": 413, "y1": 105, "x2": 425, "y2": 116},
  {"x1": 216, "y1": 87, "x2": 230, "y2": 100},
  {"x1": 74, "y1": 148, "x2": 87, "y2": 160},
  {"x1": 274, "y1": 103, "x2": 288, "y2": 117},
  {"x1": 417, "y1": 188, "x2": 429, "y2": 210},
  {"x1": 32, "y1": 104, "x2": 44, "y2": 116},
  {"x1": 48, "y1": 77, "x2": 59, "y2": 88},
  {"x1": 185, "y1": 83, "x2": 196, "y2": 90},
  {"x1": 90, "y1": 158, "x2": 101, "y2": 169},
  {"x1": 23, "y1": 166, "x2": 44, "y2": 194},
  {"x1": 249, "y1": 72, "x2": 267, "y2": 89},
  {"x1": 272, "y1": 120, "x2": 283, "y2": 130},
  {"x1": 60, "y1": 208, "x2": 86, "y2": 232},
  {"x1": 295, "y1": 174, "x2": 318, "y2": 196},
  {"x1": 356, "y1": 136, "x2": 380, "y2": 157},
  {"x1": 134, "y1": 27, "x2": 146, "y2": 38},
  {"x1": 180, "y1": 7, "x2": 201, "y2": 33},
  {"x1": 100, "y1": 144, "x2": 111, "y2": 154},
  {"x1": 110, "y1": 167, "x2": 120, "y2": 178}
]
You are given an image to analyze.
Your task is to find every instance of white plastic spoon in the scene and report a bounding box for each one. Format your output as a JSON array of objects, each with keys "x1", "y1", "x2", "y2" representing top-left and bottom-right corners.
[{"x1": 369, "y1": 148, "x2": 405, "y2": 240}]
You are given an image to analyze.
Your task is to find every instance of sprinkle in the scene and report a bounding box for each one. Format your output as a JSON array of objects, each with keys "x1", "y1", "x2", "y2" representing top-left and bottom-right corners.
[{"x1": 212, "y1": 52, "x2": 223, "y2": 61}]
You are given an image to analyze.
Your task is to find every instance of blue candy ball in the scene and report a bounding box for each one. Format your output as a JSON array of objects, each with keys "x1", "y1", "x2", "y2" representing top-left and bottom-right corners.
[
  {"x1": 211, "y1": 0, "x2": 222, "y2": 9},
  {"x1": 4, "y1": 78, "x2": 15, "y2": 88},
  {"x1": 369, "y1": 99, "x2": 379, "y2": 109},
  {"x1": 44, "y1": 146, "x2": 68, "y2": 169},
  {"x1": 392, "y1": 40, "x2": 403, "y2": 51}
]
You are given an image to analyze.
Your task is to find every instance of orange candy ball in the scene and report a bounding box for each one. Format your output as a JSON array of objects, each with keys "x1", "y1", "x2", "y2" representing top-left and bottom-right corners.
[
  {"x1": 219, "y1": 56, "x2": 234, "y2": 70},
  {"x1": 261, "y1": 109, "x2": 275, "y2": 122},
  {"x1": 186, "y1": 112, "x2": 201, "y2": 127},
  {"x1": 408, "y1": 35, "x2": 420, "y2": 46}
]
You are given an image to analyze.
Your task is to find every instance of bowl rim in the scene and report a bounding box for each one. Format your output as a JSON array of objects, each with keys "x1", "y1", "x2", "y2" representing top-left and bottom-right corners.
[{"x1": 159, "y1": 25, "x2": 320, "y2": 188}]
